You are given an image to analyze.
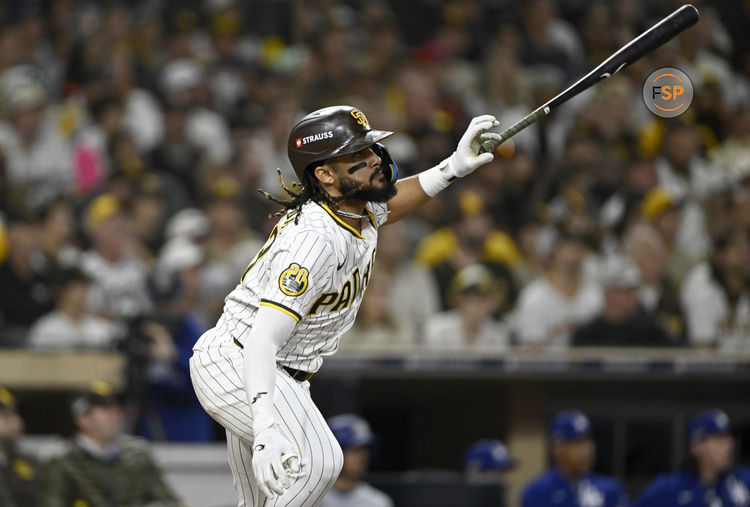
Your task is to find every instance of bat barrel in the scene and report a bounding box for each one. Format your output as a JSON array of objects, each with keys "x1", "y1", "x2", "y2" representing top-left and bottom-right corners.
[
  {"x1": 480, "y1": 4, "x2": 699, "y2": 154},
  {"x1": 547, "y1": 4, "x2": 699, "y2": 111}
]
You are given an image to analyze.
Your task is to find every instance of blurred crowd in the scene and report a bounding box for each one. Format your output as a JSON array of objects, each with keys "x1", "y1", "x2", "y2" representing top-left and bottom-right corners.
[{"x1": 1, "y1": 0, "x2": 750, "y2": 436}]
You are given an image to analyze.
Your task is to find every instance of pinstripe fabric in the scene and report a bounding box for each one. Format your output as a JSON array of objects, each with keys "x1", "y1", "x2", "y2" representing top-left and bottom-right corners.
[
  {"x1": 190, "y1": 342, "x2": 344, "y2": 506},
  {"x1": 190, "y1": 200, "x2": 386, "y2": 506},
  {"x1": 194, "y1": 200, "x2": 387, "y2": 372}
]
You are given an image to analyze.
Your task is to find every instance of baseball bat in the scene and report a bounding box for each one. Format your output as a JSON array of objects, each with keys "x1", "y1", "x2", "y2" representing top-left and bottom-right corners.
[{"x1": 481, "y1": 4, "x2": 699, "y2": 153}]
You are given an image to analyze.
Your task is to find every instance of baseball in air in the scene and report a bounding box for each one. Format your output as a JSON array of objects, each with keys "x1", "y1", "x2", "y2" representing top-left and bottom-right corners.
[{"x1": 496, "y1": 139, "x2": 515, "y2": 158}]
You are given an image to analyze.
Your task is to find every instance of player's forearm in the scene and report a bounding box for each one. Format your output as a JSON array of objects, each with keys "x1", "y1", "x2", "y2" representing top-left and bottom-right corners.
[
  {"x1": 242, "y1": 306, "x2": 297, "y2": 432},
  {"x1": 384, "y1": 175, "x2": 431, "y2": 224},
  {"x1": 385, "y1": 116, "x2": 500, "y2": 225},
  {"x1": 243, "y1": 337, "x2": 277, "y2": 431}
]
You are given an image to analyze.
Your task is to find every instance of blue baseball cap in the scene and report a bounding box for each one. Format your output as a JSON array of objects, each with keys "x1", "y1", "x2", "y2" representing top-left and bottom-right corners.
[
  {"x1": 687, "y1": 409, "x2": 731, "y2": 446},
  {"x1": 328, "y1": 414, "x2": 373, "y2": 449},
  {"x1": 549, "y1": 410, "x2": 592, "y2": 444},
  {"x1": 464, "y1": 439, "x2": 516, "y2": 472}
]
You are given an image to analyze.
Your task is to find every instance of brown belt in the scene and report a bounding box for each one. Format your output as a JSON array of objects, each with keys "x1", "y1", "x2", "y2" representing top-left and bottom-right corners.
[{"x1": 233, "y1": 337, "x2": 314, "y2": 382}]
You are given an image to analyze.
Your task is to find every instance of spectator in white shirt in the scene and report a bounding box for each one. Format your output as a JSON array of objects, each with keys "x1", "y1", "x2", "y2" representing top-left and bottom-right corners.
[
  {"x1": 622, "y1": 221, "x2": 686, "y2": 344},
  {"x1": 655, "y1": 123, "x2": 725, "y2": 266},
  {"x1": 343, "y1": 274, "x2": 415, "y2": 350},
  {"x1": 373, "y1": 221, "x2": 439, "y2": 340},
  {"x1": 79, "y1": 194, "x2": 151, "y2": 320},
  {"x1": 423, "y1": 264, "x2": 510, "y2": 350},
  {"x1": 109, "y1": 50, "x2": 164, "y2": 153},
  {"x1": 514, "y1": 228, "x2": 603, "y2": 349},
  {"x1": 28, "y1": 268, "x2": 121, "y2": 350},
  {"x1": 0, "y1": 68, "x2": 73, "y2": 209},
  {"x1": 681, "y1": 228, "x2": 750, "y2": 351},
  {"x1": 639, "y1": 187, "x2": 695, "y2": 289},
  {"x1": 159, "y1": 58, "x2": 232, "y2": 166}
]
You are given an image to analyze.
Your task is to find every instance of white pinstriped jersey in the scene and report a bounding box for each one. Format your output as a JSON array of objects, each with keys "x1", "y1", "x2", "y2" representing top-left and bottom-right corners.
[{"x1": 194, "y1": 200, "x2": 388, "y2": 372}]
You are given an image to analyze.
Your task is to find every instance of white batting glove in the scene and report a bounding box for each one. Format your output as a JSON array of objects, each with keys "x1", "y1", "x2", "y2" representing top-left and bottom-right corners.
[
  {"x1": 252, "y1": 422, "x2": 301, "y2": 499},
  {"x1": 446, "y1": 115, "x2": 502, "y2": 178},
  {"x1": 418, "y1": 115, "x2": 501, "y2": 196}
]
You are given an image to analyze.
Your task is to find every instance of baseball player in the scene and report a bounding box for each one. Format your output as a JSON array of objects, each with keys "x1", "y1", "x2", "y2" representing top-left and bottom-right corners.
[
  {"x1": 189, "y1": 105, "x2": 500, "y2": 506},
  {"x1": 464, "y1": 439, "x2": 517, "y2": 485},
  {"x1": 521, "y1": 410, "x2": 628, "y2": 507},
  {"x1": 320, "y1": 414, "x2": 392, "y2": 507},
  {"x1": 633, "y1": 409, "x2": 750, "y2": 507},
  {"x1": 464, "y1": 439, "x2": 517, "y2": 506}
]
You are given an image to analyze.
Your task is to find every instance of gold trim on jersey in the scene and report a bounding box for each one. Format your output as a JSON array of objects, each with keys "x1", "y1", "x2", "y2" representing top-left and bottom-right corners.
[
  {"x1": 365, "y1": 206, "x2": 378, "y2": 229},
  {"x1": 241, "y1": 212, "x2": 300, "y2": 283},
  {"x1": 260, "y1": 299, "x2": 302, "y2": 322},
  {"x1": 241, "y1": 225, "x2": 278, "y2": 282},
  {"x1": 318, "y1": 203, "x2": 365, "y2": 239}
]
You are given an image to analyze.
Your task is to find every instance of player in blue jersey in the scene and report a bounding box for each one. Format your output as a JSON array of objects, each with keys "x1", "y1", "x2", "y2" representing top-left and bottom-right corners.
[
  {"x1": 634, "y1": 409, "x2": 750, "y2": 507},
  {"x1": 521, "y1": 410, "x2": 628, "y2": 507}
]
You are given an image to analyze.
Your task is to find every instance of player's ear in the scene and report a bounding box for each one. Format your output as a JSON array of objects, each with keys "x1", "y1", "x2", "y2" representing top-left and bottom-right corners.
[{"x1": 313, "y1": 164, "x2": 336, "y2": 186}]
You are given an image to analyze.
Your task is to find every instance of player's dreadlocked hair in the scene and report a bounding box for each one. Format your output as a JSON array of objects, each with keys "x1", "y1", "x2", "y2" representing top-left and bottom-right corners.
[{"x1": 258, "y1": 166, "x2": 362, "y2": 224}]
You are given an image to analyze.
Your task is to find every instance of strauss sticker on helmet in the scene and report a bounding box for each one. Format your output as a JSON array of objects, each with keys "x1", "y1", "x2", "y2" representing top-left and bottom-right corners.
[{"x1": 298, "y1": 131, "x2": 334, "y2": 147}]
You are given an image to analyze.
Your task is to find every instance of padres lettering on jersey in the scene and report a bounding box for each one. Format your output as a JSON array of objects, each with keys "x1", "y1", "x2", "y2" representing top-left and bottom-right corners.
[
  {"x1": 195, "y1": 200, "x2": 388, "y2": 373},
  {"x1": 308, "y1": 249, "x2": 376, "y2": 315}
]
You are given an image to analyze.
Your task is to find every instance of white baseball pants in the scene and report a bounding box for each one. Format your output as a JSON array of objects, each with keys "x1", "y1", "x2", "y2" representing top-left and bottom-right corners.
[{"x1": 190, "y1": 341, "x2": 343, "y2": 507}]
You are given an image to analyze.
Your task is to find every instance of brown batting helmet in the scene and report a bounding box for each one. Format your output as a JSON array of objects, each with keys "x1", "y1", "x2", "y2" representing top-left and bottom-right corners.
[{"x1": 287, "y1": 105, "x2": 393, "y2": 180}]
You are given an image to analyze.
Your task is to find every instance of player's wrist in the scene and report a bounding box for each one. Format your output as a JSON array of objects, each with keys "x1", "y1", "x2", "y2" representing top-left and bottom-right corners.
[
  {"x1": 418, "y1": 156, "x2": 456, "y2": 197},
  {"x1": 252, "y1": 413, "x2": 275, "y2": 435}
]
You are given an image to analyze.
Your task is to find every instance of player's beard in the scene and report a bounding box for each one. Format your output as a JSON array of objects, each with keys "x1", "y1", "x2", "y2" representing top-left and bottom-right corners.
[{"x1": 338, "y1": 170, "x2": 397, "y2": 203}]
